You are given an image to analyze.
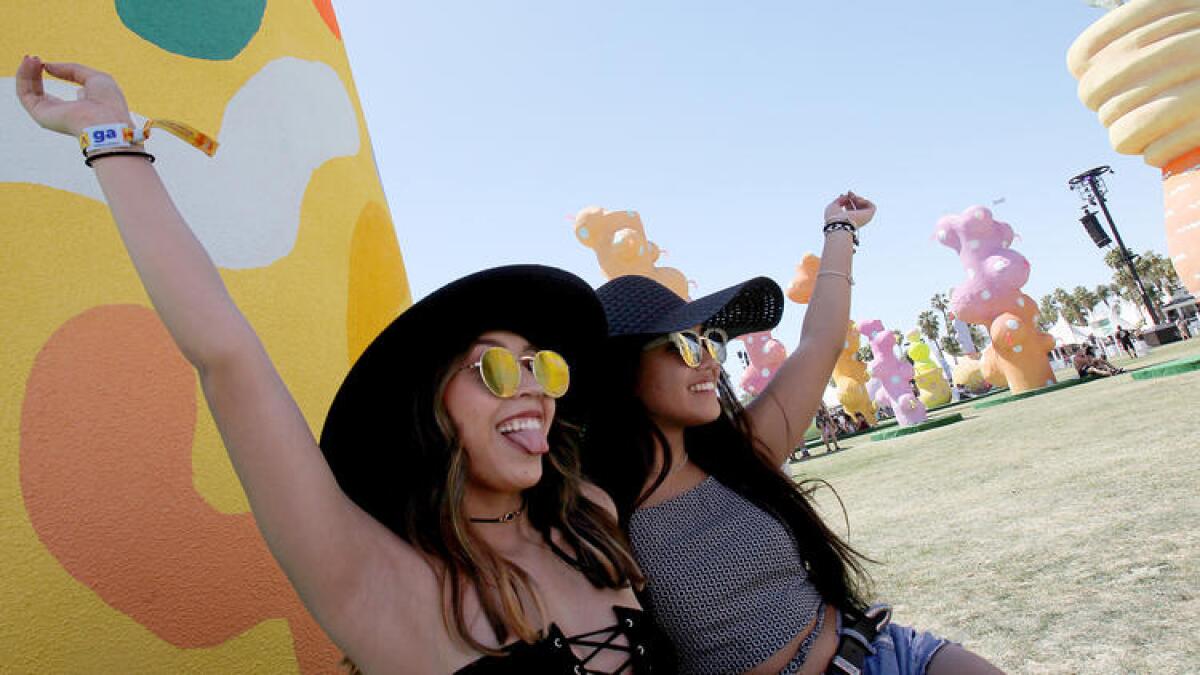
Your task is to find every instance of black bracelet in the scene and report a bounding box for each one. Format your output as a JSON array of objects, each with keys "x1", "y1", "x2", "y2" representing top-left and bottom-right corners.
[
  {"x1": 823, "y1": 220, "x2": 859, "y2": 248},
  {"x1": 84, "y1": 149, "x2": 156, "y2": 168}
]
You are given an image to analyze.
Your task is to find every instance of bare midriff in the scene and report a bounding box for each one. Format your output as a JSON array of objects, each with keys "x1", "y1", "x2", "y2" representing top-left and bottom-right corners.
[{"x1": 744, "y1": 604, "x2": 839, "y2": 675}]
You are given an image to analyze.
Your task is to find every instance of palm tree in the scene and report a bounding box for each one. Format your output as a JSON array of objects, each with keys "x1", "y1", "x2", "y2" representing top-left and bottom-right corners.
[
  {"x1": 968, "y1": 324, "x2": 990, "y2": 350},
  {"x1": 1072, "y1": 285, "x2": 1101, "y2": 322},
  {"x1": 917, "y1": 310, "x2": 940, "y2": 343},
  {"x1": 1104, "y1": 248, "x2": 1175, "y2": 301},
  {"x1": 1039, "y1": 294, "x2": 1059, "y2": 330},
  {"x1": 930, "y1": 292, "x2": 952, "y2": 331},
  {"x1": 1147, "y1": 251, "x2": 1181, "y2": 295},
  {"x1": 939, "y1": 336, "x2": 963, "y2": 357},
  {"x1": 1054, "y1": 287, "x2": 1086, "y2": 325}
]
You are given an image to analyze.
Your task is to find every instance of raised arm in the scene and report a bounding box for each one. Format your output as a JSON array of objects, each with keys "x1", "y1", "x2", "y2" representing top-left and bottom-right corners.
[
  {"x1": 747, "y1": 193, "x2": 875, "y2": 465},
  {"x1": 15, "y1": 57, "x2": 435, "y2": 650}
]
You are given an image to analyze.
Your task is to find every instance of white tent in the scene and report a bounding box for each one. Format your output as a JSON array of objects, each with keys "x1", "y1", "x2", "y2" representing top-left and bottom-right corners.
[
  {"x1": 1048, "y1": 316, "x2": 1092, "y2": 346},
  {"x1": 1109, "y1": 300, "x2": 1151, "y2": 328}
]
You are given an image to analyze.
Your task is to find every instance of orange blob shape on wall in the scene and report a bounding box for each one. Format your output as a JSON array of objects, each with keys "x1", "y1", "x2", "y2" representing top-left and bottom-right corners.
[
  {"x1": 20, "y1": 305, "x2": 339, "y2": 672},
  {"x1": 313, "y1": 0, "x2": 342, "y2": 39}
]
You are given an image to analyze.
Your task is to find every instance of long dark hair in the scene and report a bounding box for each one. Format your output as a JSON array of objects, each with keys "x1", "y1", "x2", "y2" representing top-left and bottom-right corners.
[
  {"x1": 580, "y1": 336, "x2": 872, "y2": 612},
  {"x1": 393, "y1": 353, "x2": 645, "y2": 654}
]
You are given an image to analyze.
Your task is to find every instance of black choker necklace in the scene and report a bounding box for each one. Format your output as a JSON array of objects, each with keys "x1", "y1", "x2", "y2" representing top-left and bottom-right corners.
[{"x1": 469, "y1": 506, "x2": 524, "y2": 524}]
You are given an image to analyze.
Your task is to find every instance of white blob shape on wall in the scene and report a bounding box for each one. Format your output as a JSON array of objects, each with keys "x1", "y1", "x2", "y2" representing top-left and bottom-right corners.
[{"x1": 1, "y1": 57, "x2": 360, "y2": 269}]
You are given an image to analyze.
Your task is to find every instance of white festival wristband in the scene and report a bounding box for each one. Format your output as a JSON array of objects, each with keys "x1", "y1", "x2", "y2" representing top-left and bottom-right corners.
[{"x1": 79, "y1": 123, "x2": 147, "y2": 155}]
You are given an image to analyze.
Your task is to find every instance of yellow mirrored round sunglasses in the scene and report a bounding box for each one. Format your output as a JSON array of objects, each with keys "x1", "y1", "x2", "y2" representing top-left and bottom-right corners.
[
  {"x1": 463, "y1": 346, "x2": 570, "y2": 399},
  {"x1": 642, "y1": 328, "x2": 729, "y2": 368}
]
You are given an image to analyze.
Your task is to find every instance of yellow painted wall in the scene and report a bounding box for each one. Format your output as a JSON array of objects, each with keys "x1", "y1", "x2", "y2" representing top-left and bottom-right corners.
[{"x1": 2, "y1": 2, "x2": 409, "y2": 671}]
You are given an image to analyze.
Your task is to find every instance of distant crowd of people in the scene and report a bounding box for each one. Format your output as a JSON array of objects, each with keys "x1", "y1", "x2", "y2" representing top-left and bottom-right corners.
[{"x1": 804, "y1": 403, "x2": 873, "y2": 456}]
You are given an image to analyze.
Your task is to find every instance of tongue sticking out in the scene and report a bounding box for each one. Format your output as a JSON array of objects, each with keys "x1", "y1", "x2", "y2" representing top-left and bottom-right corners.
[{"x1": 504, "y1": 428, "x2": 549, "y2": 454}]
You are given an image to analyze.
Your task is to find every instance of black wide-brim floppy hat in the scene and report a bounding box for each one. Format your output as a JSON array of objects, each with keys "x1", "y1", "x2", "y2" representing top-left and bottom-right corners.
[
  {"x1": 597, "y1": 274, "x2": 784, "y2": 340},
  {"x1": 319, "y1": 264, "x2": 607, "y2": 537}
]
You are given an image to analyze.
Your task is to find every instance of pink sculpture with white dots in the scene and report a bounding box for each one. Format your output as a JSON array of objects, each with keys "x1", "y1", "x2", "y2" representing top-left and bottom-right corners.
[
  {"x1": 859, "y1": 319, "x2": 928, "y2": 427},
  {"x1": 935, "y1": 206, "x2": 1055, "y2": 393},
  {"x1": 739, "y1": 331, "x2": 787, "y2": 397}
]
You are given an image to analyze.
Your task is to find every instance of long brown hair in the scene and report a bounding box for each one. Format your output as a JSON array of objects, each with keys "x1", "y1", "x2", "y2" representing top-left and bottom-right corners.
[
  {"x1": 581, "y1": 336, "x2": 873, "y2": 612},
  {"x1": 422, "y1": 359, "x2": 643, "y2": 653}
]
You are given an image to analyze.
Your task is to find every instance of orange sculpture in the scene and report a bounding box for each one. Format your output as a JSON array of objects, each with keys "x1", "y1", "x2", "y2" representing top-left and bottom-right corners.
[
  {"x1": 574, "y1": 207, "x2": 689, "y2": 298},
  {"x1": 1069, "y1": 0, "x2": 1200, "y2": 296}
]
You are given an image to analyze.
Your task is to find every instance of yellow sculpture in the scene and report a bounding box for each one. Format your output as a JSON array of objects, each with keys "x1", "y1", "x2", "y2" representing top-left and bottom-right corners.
[
  {"x1": 1069, "y1": 0, "x2": 1200, "y2": 296},
  {"x1": 952, "y1": 358, "x2": 991, "y2": 395},
  {"x1": 833, "y1": 321, "x2": 878, "y2": 425},
  {"x1": 574, "y1": 207, "x2": 689, "y2": 298},
  {"x1": 906, "y1": 331, "x2": 951, "y2": 408}
]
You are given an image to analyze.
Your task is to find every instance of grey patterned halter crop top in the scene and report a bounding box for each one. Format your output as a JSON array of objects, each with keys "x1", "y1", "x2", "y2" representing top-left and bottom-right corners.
[{"x1": 628, "y1": 476, "x2": 823, "y2": 675}]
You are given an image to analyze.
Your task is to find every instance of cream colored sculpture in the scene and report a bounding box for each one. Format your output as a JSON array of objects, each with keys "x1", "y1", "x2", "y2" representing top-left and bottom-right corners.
[{"x1": 1069, "y1": 0, "x2": 1200, "y2": 295}]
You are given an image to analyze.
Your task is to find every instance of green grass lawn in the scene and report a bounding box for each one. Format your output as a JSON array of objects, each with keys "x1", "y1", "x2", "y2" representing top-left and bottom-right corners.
[{"x1": 790, "y1": 338, "x2": 1200, "y2": 674}]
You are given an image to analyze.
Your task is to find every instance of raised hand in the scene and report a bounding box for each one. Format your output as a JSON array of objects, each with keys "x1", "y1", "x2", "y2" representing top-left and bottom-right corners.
[
  {"x1": 824, "y1": 191, "x2": 876, "y2": 229},
  {"x1": 15, "y1": 56, "x2": 132, "y2": 137}
]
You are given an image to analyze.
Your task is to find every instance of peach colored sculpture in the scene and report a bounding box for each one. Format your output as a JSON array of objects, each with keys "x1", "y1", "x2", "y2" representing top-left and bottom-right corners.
[
  {"x1": 979, "y1": 347, "x2": 1008, "y2": 389},
  {"x1": 1069, "y1": 0, "x2": 1200, "y2": 296},
  {"x1": 936, "y1": 206, "x2": 1056, "y2": 393},
  {"x1": 833, "y1": 321, "x2": 877, "y2": 425},
  {"x1": 739, "y1": 331, "x2": 787, "y2": 397},
  {"x1": 786, "y1": 254, "x2": 822, "y2": 304},
  {"x1": 860, "y1": 319, "x2": 927, "y2": 426},
  {"x1": 574, "y1": 207, "x2": 689, "y2": 298}
]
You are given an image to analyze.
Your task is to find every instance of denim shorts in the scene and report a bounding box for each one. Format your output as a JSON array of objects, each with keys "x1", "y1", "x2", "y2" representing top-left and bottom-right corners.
[{"x1": 836, "y1": 607, "x2": 950, "y2": 675}]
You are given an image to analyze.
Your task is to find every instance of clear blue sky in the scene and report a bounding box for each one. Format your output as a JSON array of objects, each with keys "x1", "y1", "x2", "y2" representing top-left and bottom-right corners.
[{"x1": 337, "y1": 1, "x2": 1168, "y2": 358}]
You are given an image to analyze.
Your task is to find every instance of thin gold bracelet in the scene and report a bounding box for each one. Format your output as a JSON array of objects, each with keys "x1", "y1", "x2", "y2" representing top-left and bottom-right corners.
[{"x1": 817, "y1": 270, "x2": 854, "y2": 286}]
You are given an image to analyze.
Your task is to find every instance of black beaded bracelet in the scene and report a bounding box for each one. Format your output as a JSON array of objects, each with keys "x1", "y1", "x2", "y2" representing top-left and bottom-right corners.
[
  {"x1": 84, "y1": 149, "x2": 156, "y2": 168},
  {"x1": 823, "y1": 220, "x2": 859, "y2": 247}
]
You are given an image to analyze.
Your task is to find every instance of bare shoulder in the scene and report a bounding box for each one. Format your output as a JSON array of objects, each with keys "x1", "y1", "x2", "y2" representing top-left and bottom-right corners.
[
  {"x1": 333, "y1": 531, "x2": 455, "y2": 670},
  {"x1": 579, "y1": 480, "x2": 620, "y2": 518}
]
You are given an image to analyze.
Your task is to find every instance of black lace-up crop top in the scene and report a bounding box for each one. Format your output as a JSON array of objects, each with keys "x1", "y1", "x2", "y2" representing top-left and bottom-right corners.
[{"x1": 453, "y1": 606, "x2": 673, "y2": 675}]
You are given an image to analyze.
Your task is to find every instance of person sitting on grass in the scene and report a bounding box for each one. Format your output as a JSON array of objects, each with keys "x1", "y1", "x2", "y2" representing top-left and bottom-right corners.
[
  {"x1": 1072, "y1": 346, "x2": 1124, "y2": 379},
  {"x1": 853, "y1": 411, "x2": 871, "y2": 431}
]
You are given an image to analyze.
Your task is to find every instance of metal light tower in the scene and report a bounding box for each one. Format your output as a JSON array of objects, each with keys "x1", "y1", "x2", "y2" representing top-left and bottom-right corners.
[{"x1": 1068, "y1": 166, "x2": 1163, "y2": 325}]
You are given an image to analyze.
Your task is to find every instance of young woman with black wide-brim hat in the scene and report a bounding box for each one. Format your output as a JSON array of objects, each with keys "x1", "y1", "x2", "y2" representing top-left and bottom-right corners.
[
  {"x1": 580, "y1": 193, "x2": 1006, "y2": 675},
  {"x1": 16, "y1": 56, "x2": 673, "y2": 674}
]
